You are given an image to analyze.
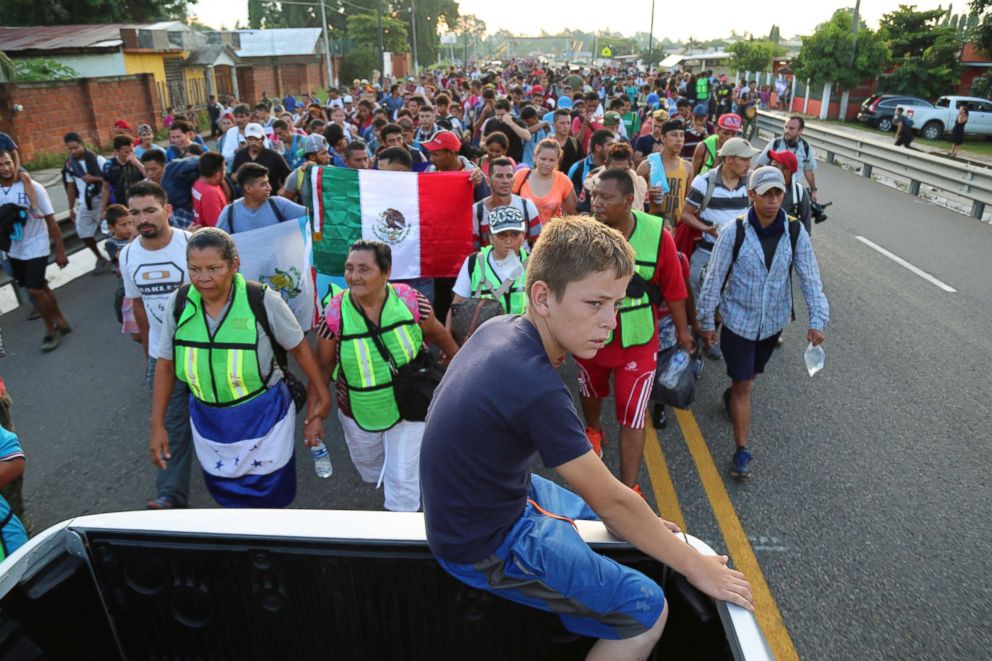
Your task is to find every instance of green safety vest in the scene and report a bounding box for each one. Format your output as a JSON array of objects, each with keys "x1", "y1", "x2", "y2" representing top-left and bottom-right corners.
[
  {"x1": 174, "y1": 273, "x2": 268, "y2": 406},
  {"x1": 321, "y1": 281, "x2": 345, "y2": 309},
  {"x1": 339, "y1": 286, "x2": 423, "y2": 432},
  {"x1": 607, "y1": 211, "x2": 663, "y2": 349},
  {"x1": 716, "y1": 85, "x2": 731, "y2": 101},
  {"x1": 468, "y1": 246, "x2": 528, "y2": 315},
  {"x1": 700, "y1": 134, "x2": 719, "y2": 174},
  {"x1": 696, "y1": 77, "x2": 710, "y2": 99}
]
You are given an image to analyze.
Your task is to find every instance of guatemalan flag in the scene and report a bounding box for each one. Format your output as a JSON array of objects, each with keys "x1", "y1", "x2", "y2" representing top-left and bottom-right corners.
[
  {"x1": 305, "y1": 166, "x2": 474, "y2": 286},
  {"x1": 190, "y1": 381, "x2": 297, "y2": 508},
  {"x1": 232, "y1": 215, "x2": 316, "y2": 330}
]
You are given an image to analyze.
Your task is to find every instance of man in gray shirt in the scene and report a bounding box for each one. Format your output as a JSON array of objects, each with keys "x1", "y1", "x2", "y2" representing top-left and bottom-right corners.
[{"x1": 217, "y1": 163, "x2": 307, "y2": 234}]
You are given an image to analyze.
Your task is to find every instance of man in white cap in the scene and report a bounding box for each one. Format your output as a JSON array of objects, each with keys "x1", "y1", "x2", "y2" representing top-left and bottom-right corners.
[
  {"x1": 280, "y1": 134, "x2": 331, "y2": 203},
  {"x1": 231, "y1": 123, "x2": 292, "y2": 193},
  {"x1": 680, "y1": 136, "x2": 758, "y2": 359},
  {"x1": 696, "y1": 166, "x2": 828, "y2": 478}
]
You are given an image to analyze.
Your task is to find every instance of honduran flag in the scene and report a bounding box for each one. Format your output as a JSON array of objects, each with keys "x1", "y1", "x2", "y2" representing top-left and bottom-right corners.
[
  {"x1": 306, "y1": 166, "x2": 474, "y2": 279},
  {"x1": 190, "y1": 382, "x2": 297, "y2": 508}
]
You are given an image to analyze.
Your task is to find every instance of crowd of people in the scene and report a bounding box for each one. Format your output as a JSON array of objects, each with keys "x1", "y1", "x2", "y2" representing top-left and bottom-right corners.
[{"x1": 0, "y1": 59, "x2": 831, "y2": 649}]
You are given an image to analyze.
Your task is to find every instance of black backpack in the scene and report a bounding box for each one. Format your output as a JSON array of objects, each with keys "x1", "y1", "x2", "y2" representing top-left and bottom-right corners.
[
  {"x1": 721, "y1": 216, "x2": 802, "y2": 321},
  {"x1": 172, "y1": 280, "x2": 306, "y2": 411}
]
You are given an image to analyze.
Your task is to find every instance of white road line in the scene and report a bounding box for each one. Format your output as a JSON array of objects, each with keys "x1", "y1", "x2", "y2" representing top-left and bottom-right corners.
[{"x1": 854, "y1": 235, "x2": 958, "y2": 293}]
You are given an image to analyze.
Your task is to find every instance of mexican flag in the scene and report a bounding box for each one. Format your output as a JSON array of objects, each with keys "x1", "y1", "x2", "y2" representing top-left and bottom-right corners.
[{"x1": 306, "y1": 166, "x2": 474, "y2": 279}]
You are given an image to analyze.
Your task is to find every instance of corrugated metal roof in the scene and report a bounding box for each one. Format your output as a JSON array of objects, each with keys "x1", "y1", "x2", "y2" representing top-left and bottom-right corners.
[
  {"x1": 0, "y1": 22, "x2": 186, "y2": 52},
  {"x1": 235, "y1": 28, "x2": 322, "y2": 58}
]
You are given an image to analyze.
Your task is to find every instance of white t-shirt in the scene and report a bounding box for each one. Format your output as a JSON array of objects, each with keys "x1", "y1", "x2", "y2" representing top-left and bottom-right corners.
[
  {"x1": 63, "y1": 155, "x2": 107, "y2": 208},
  {"x1": 453, "y1": 249, "x2": 524, "y2": 298},
  {"x1": 0, "y1": 181, "x2": 55, "y2": 260},
  {"x1": 120, "y1": 229, "x2": 191, "y2": 359}
]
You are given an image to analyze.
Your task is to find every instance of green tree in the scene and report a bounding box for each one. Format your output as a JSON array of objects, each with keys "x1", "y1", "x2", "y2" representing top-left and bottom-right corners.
[
  {"x1": 792, "y1": 9, "x2": 890, "y2": 90},
  {"x1": 728, "y1": 39, "x2": 785, "y2": 73},
  {"x1": 768, "y1": 25, "x2": 781, "y2": 44},
  {"x1": 878, "y1": 5, "x2": 961, "y2": 99},
  {"x1": 396, "y1": 0, "x2": 458, "y2": 68},
  {"x1": 454, "y1": 14, "x2": 486, "y2": 64},
  {"x1": 0, "y1": 0, "x2": 190, "y2": 24},
  {"x1": 346, "y1": 13, "x2": 408, "y2": 52},
  {"x1": 0, "y1": 52, "x2": 15, "y2": 83},
  {"x1": 12, "y1": 57, "x2": 78, "y2": 81}
]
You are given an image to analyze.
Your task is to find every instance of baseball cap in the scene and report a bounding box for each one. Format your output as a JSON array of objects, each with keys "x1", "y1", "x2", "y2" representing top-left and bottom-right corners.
[
  {"x1": 489, "y1": 205, "x2": 527, "y2": 234},
  {"x1": 767, "y1": 150, "x2": 799, "y2": 174},
  {"x1": 693, "y1": 104, "x2": 708, "y2": 117},
  {"x1": 557, "y1": 96, "x2": 573, "y2": 110},
  {"x1": 244, "y1": 123, "x2": 265, "y2": 139},
  {"x1": 602, "y1": 111, "x2": 621, "y2": 126},
  {"x1": 420, "y1": 130, "x2": 461, "y2": 152},
  {"x1": 749, "y1": 166, "x2": 787, "y2": 195},
  {"x1": 652, "y1": 109, "x2": 670, "y2": 122},
  {"x1": 646, "y1": 92, "x2": 660, "y2": 107},
  {"x1": 718, "y1": 137, "x2": 760, "y2": 159},
  {"x1": 303, "y1": 134, "x2": 328, "y2": 154},
  {"x1": 661, "y1": 119, "x2": 685, "y2": 134},
  {"x1": 137, "y1": 123, "x2": 153, "y2": 135},
  {"x1": 114, "y1": 119, "x2": 132, "y2": 130},
  {"x1": 717, "y1": 113, "x2": 743, "y2": 132},
  {"x1": 343, "y1": 94, "x2": 354, "y2": 103},
  {"x1": 531, "y1": 85, "x2": 544, "y2": 95}
]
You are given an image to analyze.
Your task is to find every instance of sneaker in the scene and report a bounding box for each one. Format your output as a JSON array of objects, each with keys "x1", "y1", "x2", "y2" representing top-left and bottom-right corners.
[
  {"x1": 692, "y1": 357, "x2": 704, "y2": 379},
  {"x1": 730, "y1": 447, "x2": 752, "y2": 477},
  {"x1": 585, "y1": 426, "x2": 605, "y2": 458},
  {"x1": 146, "y1": 495, "x2": 187, "y2": 510},
  {"x1": 631, "y1": 484, "x2": 648, "y2": 501},
  {"x1": 722, "y1": 387, "x2": 733, "y2": 421},
  {"x1": 92, "y1": 257, "x2": 111, "y2": 275},
  {"x1": 705, "y1": 342, "x2": 724, "y2": 360},
  {"x1": 776, "y1": 335, "x2": 785, "y2": 348},
  {"x1": 652, "y1": 402, "x2": 668, "y2": 429},
  {"x1": 40, "y1": 331, "x2": 61, "y2": 352},
  {"x1": 56, "y1": 321, "x2": 72, "y2": 335}
]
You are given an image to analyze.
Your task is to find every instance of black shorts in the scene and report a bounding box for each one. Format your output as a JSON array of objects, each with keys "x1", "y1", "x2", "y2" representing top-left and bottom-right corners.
[
  {"x1": 8, "y1": 256, "x2": 48, "y2": 290},
  {"x1": 721, "y1": 326, "x2": 781, "y2": 382}
]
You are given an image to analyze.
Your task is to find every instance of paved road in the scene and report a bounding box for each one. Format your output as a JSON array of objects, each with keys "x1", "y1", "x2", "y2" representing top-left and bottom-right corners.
[{"x1": 3, "y1": 161, "x2": 991, "y2": 658}]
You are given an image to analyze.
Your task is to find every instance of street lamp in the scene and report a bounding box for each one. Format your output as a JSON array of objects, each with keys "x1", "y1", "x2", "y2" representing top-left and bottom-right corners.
[
  {"x1": 271, "y1": 0, "x2": 335, "y2": 88},
  {"x1": 376, "y1": 0, "x2": 385, "y2": 83}
]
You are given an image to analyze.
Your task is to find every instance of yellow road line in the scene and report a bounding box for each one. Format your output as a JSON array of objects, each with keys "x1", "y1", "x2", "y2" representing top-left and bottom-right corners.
[
  {"x1": 673, "y1": 408, "x2": 799, "y2": 661},
  {"x1": 643, "y1": 415, "x2": 687, "y2": 533}
]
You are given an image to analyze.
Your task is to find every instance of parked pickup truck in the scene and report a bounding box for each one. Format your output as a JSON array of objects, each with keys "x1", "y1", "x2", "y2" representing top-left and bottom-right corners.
[{"x1": 897, "y1": 96, "x2": 992, "y2": 140}]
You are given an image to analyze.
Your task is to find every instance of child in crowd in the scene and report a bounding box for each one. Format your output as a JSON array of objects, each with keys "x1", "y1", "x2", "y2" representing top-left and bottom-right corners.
[
  {"x1": 163, "y1": 108, "x2": 175, "y2": 129},
  {"x1": 103, "y1": 204, "x2": 140, "y2": 341}
]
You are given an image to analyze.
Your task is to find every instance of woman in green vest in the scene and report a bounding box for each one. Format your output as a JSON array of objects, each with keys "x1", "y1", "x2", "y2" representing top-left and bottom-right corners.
[
  {"x1": 150, "y1": 228, "x2": 332, "y2": 508},
  {"x1": 313, "y1": 240, "x2": 459, "y2": 512},
  {"x1": 450, "y1": 205, "x2": 529, "y2": 318}
]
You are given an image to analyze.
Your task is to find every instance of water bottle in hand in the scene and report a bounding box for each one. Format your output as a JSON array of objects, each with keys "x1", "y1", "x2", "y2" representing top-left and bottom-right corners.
[
  {"x1": 659, "y1": 350, "x2": 690, "y2": 389},
  {"x1": 804, "y1": 342, "x2": 825, "y2": 377},
  {"x1": 310, "y1": 441, "x2": 333, "y2": 478}
]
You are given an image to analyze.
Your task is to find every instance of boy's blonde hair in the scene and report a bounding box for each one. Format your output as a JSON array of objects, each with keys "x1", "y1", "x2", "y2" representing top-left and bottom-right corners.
[{"x1": 526, "y1": 216, "x2": 635, "y2": 301}]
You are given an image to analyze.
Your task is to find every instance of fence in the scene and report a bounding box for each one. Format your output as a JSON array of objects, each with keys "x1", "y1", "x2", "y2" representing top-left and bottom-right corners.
[
  {"x1": 755, "y1": 110, "x2": 992, "y2": 220},
  {"x1": 156, "y1": 77, "x2": 207, "y2": 112}
]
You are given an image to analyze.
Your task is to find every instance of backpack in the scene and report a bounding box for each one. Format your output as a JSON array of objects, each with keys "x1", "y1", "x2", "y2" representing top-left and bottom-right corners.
[
  {"x1": 219, "y1": 198, "x2": 288, "y2": 234},
  {"x1": 172, "y1": 280, "x2": 307, "y2": 411},
  {"x1": 161, "y1": 156, "x2": 201, "y2": 210},
  {"x1": 448, "y1": 252, "x2": 513, "y2": 346},
  {"x1": 773, "y1": 136, "x2": 812, "y2": 170},
  {"x1": 721, "y1": 216, "x2": 802, "y2": 321}
]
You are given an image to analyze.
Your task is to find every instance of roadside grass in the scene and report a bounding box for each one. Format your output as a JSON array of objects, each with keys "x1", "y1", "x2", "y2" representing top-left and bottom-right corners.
[{"x1": 821, "y1": 118, "x2": 992, "y2": 158}]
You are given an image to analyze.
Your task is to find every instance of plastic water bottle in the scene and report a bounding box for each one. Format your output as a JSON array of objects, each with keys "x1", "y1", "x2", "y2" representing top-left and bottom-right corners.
[
  {"x1": 804, "y1": 343, "x2": 825, "y2": 378},
  {"x1": 659, "y1": 350, "x2": 690, "y2": 389},
  {"x1": 310, "y1": 441, "x2": 333, "y2": 478}
]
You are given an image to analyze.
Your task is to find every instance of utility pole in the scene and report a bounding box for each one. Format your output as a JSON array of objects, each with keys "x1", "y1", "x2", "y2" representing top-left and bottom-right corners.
[
  {"x1": 318, "y1": 0, "x2": 334, "y2": 88},
  {"x1": 647, "y1": 0, "x2": 656, "y2": 73},
  {"x1": 409, "y1": 0, "x2": 419, "y2": 76},
  {"x1": 376, "y1": 0, "x2": 385, "y2": 82}
]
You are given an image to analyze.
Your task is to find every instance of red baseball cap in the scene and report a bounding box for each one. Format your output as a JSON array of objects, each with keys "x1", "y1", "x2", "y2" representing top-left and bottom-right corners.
[
  {"x1": 767, "y1": 150, "x2": 799, "y2": 174},
  {"x1": 717, "y1": 113, "x2": 742, "y2": 132},
  {"x1": 421, "y1": 130, "x2": 461, "y2": 152},
  {"x1": 531, "y1": 84, "x2": 544, "y2": 95},
  {"x1": 114, "y1": 119, "x2": 133, "y2": 130}
]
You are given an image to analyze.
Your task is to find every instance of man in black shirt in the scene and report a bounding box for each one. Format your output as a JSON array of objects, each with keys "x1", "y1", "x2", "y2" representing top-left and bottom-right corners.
[
  {"x1": 482, "y1": 99, "x2": 531, "y2": 163},
  {"x1": 231, "y1": 123, "x2": 291, "y2": 193}
]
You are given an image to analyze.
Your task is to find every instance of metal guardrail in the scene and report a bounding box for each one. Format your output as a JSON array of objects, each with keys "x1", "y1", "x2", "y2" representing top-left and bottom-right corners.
[{"x1": 755, "y1": 110, "x2": 992, "y2": 219}]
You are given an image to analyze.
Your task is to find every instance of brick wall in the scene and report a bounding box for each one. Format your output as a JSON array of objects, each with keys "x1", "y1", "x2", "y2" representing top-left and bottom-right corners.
[
  {"x1": 237, "y1": 61, "x2": 330, "y2": 104},
  {"x1": 0, "y1": 74, "x2": 161, "y2": 163}
]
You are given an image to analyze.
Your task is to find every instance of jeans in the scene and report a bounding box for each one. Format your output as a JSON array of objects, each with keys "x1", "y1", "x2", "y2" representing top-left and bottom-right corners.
[
  {"x1": 146, "y1": 357, "x2": 193, "y2": 505},
  {"x1": 689, "y1": 244, "x2": 713, "y2": 301}
]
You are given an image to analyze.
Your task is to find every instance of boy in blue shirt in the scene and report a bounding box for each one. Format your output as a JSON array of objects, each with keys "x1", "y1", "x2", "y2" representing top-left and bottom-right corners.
[
  {"x1": 422, "y1": 216, "x2": 753, "y2": 657},
  {"x1": 0, "y1": 423, "x2": 28, "y2": 561}
]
